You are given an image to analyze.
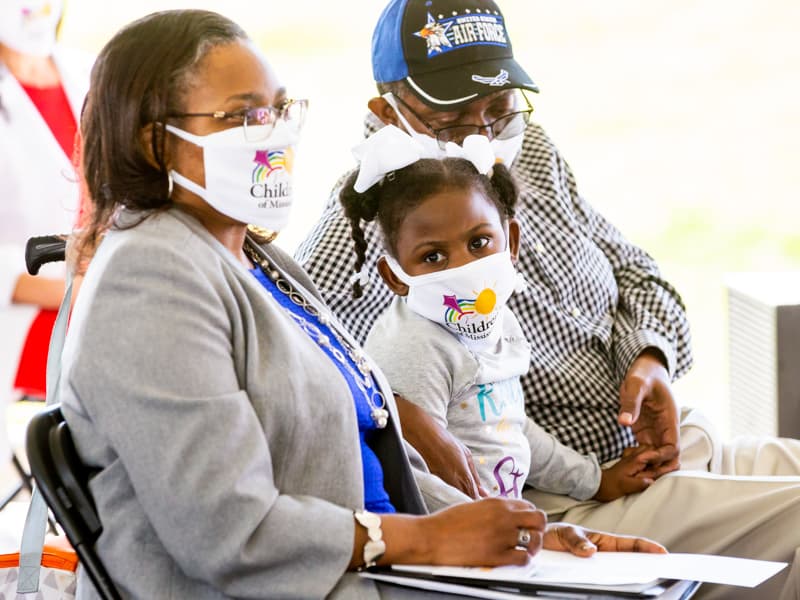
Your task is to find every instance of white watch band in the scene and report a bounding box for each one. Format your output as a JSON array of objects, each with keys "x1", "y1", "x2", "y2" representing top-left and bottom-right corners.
[{"x1": 354, "y1": 510, "x2": 386, "y2": 568}]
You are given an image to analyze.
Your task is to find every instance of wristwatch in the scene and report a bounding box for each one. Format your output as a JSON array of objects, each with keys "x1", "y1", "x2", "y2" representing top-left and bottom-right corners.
[{"x1": 354, "y1": 510, "x2": 386, "y2": 568}]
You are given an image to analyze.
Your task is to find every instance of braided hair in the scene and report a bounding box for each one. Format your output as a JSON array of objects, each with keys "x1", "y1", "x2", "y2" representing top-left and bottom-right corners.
[{"x1": 339, "y1": 157, "x2": 518, "y2": 298}]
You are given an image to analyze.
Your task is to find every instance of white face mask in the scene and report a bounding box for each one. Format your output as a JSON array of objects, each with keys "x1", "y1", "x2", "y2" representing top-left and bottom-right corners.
[
  {"x1": 382, "y1": 92, "x2": 525, "y2": 168},
  {"x1": 0, "y1": 1, "x2": 62, "y2": 57},
  {"x1": 166, "y1": 120, "x2": 299, "y2": 232},
  {"x1": 491, "y1": 130, "x2": 525, "y2": 167},
  {"x1": 384, "y1": 250, "x2": 524, "y2": 350},
  {"x1": 382, "y1": 93, "x2": 443, "y2": 159}
]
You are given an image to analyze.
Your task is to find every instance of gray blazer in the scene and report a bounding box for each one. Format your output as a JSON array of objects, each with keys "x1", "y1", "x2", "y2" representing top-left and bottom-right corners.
[{"x1": 60, "y1": 208, "x2": 469, "y2": 599}]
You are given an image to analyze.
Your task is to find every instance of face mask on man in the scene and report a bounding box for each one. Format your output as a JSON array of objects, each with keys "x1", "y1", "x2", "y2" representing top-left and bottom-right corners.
[
  {"x1": 382, "y1": 92, "x2": 525, "y2": 168},
  {"x1": 166, "y1": 120, "x2": 299, "y2": 233},
  {"x1": 382, "y1": 93, "x2": 443, "y2": 159},
  {"x1": 384, "y1": 250, "x2": 525, "y2": 351},
  {"x1": 490, "y1": 129, "x2": 525, "y2": 167},
  {"x1": 0, "y1": 1, "x2": 63, "y2": 57}
]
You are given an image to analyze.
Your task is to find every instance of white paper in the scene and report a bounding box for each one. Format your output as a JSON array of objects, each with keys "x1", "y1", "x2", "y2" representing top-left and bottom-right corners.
[{"x1": 393, "y1": 549, "x2": 787, "y2": 588}]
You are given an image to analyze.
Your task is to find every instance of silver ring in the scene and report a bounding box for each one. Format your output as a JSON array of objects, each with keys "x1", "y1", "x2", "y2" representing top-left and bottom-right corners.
[{"x1": 517, "y1": 527, "x2": 531, "y2": 548}]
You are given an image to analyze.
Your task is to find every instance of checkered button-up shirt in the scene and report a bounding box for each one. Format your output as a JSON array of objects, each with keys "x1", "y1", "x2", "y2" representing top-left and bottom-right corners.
[{"x1": 295, "y1": 115, "x2": 693, "y2": 464}]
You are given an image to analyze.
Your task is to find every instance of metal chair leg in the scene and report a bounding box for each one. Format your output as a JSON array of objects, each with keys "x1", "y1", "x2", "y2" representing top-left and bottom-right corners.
[
  {"x1": 12, "y1": 453, "x2": 33, "y2": 494},
  {"x1": 0, "y1": 480, "x2": 24, "y2": 510},
  {"x1": 8, "y1": 452, "x2": 58, "y2": 533}
]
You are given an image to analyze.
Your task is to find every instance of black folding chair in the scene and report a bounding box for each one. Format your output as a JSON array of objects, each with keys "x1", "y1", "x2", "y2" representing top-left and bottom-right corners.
[
  {"x1": 0, "y1": 235, "x2": 70, "y2": 523},
  {"x1": 26, "y1": 234, "x2": 68, "y2": 275},
  {"x1": 26, "y1": 404, "x2": 121, "y2": 600}
]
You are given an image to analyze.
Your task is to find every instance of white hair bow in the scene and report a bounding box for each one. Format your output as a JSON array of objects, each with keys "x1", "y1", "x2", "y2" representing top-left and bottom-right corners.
[
  {"x1": 442, "y1": 135, "x2": 496, "y2": 179},
  {"x1": 352, "y1": 125, "x2": 497, "y2": 193}
]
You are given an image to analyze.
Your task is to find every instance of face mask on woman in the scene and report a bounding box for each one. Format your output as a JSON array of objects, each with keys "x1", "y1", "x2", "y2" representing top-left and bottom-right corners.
[
  {"x1": 166, "y1": 120, "x2": 299, "y2": 233},
  {"x1": 384, "y1": 250, "x2": 524, "y2": 351},
  {"x1": 0, "y1": 1, "x2": 63, "y2": 57}
]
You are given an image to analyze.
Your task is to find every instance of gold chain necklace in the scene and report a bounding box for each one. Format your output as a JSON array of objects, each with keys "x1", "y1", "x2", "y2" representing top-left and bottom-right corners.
[{"x1": 243, "y1": 240, "x2": 389, "y2": 428}]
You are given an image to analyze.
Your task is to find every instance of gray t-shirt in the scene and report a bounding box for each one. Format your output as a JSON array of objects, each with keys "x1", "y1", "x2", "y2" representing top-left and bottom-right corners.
[{"x1": 366, "y1": 297, "x2": 601, "y2": 501}]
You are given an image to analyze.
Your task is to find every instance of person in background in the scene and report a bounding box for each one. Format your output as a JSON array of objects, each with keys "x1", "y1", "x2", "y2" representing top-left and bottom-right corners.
[
  {"x1": 0, "y1": 0, "x2": 91, "y2": 468},
  {"x1": 295, "y1": 0, "x2": 800, "y2": 597}
]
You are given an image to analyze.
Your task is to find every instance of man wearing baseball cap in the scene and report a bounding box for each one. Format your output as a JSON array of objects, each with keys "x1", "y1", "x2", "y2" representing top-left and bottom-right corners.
[
  {"x1": 370, "y1": 0, "x2": 539, "y2": 106},
  {"x1": 297, "y1": 2, "x2": 800, "y2": 597}
]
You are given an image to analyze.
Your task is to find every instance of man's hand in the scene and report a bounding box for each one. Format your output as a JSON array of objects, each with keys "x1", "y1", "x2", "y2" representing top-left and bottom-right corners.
[
  {"x1": 618, "y1": 350, "x2": 680, "y2": 478},
  {"x1": 395, "y1": 395, "x2": 488, "y2": 499}
]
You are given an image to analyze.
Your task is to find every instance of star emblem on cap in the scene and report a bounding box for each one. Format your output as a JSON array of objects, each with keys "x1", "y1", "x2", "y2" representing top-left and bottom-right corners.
[{"x1": 414, "y1": 12, "x2": 453, "y2": 56}]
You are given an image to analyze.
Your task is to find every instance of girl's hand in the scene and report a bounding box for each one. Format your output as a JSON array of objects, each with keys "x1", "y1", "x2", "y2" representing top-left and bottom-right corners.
[
  {"x1": 594, "y1": 445, "x2": 661, "y2": 501},
  {"x1": 544, "y1": 522, "x2": 667, "y2": 557},
  {"x1": 394, "y1": 394, "x2": 488, "y2": 499}
]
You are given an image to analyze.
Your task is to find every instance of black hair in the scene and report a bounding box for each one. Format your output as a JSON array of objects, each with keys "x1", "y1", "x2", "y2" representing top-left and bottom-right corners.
[
  {"x1": 340, "y1": 157, "x2": 518, "y2": 298},
  {"x1": 75, "y1": 9, "x2": 246, "y2": 263},
  {"x1": 376, "y1": 80, "x2": 407, "y2": 98}
]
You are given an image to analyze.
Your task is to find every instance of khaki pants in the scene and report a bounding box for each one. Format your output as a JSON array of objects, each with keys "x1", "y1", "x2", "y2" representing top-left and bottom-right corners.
[{"x1": 525, "y1": 408, "x2": 800, "y2": 600}]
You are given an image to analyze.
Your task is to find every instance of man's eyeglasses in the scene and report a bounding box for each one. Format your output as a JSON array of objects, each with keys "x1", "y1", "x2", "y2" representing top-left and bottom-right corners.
[
  {"x1": 389, "y1": 92, "x2": 532, "y2": 149},
  {"x1": 167, "y1": 98, "x2": 308, "y2": 141}
]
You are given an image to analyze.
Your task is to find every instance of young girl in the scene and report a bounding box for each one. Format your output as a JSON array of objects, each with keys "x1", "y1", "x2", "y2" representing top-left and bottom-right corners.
[{"x1": 340, "y1": 125, "x2": 658, "y2": 503}]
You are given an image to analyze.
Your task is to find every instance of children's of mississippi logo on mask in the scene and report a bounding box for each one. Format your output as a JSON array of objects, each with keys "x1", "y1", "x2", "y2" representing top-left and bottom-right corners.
[
  {"x1": 413, "y1": 10, "x2": 508, "y2": 58},
  {"x1": 442, "y1": 287, "x2": 498, "y2": 340},
  {"x1": 250, "y1": 148, "x2": 293, "y2": 209}
]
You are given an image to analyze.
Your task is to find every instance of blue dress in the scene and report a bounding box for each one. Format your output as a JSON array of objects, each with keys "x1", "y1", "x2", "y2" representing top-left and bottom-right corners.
[{"x1": 251, "y1": 267, "x2": 395, "y2": 513}]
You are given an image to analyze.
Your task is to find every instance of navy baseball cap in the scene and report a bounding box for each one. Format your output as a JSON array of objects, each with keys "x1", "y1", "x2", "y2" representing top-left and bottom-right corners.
[{"x1": 372, "y1": 0, "x2": 539, "y2": 109}]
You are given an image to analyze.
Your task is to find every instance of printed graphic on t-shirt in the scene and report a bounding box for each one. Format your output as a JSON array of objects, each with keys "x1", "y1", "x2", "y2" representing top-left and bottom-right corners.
[
  {"x1": 475, "y1": 379, "x2": 524, "y2": 423},
  {"x1": 493, "y1": 454, "x2": 525, "y2": 498},
  {"x1": 472, "y1": 379, "x2": 528, "y2": 498}
]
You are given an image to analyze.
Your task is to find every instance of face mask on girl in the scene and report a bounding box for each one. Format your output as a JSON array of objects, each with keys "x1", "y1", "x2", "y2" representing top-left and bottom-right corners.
[
  {"x1": 383, "y1": 250, "x2": 525, "y2": 351},
  {"x1": 166, "y1": 120, "x2": 299, "y2": 233},
  {"x1": 382, "y1": 92, "x2": 525, "y2": 168},
  {"x1": 0, "y1": 1, "x2": 63, "y2": 57}
]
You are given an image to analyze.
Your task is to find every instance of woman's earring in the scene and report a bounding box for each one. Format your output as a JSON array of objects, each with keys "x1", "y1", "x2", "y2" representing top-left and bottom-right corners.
[{"x1": 167, "y1": 172, "x2": 174, "y2": 198}]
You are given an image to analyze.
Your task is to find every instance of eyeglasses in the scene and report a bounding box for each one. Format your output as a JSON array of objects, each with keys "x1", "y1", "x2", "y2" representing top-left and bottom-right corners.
[
  {"x1": 167, "y1": 98, "x2": 308, "y2": 141},
  {"x1": 391, "y1": 93, "x2": 533, "y2": 149}
]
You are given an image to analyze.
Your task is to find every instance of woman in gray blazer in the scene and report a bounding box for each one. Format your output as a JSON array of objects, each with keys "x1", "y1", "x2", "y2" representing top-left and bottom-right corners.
[{"x1": 61, "y1": 9, "x2": 664, "y2": 599}]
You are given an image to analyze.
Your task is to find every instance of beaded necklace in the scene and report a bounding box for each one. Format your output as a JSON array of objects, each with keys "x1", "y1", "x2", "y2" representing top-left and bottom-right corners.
[{"x1": 243, "y1": 240, "x2": 389, "y2": 428}]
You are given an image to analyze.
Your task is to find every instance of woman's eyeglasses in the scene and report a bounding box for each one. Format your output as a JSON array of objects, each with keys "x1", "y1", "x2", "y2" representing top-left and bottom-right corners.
[{"x1": 168, "y1": 98, "x2": 308, "y2": 141}]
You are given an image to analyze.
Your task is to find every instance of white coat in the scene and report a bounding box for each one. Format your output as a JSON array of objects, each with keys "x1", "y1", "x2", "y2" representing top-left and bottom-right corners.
[{"x1": 0, "y1": 45, "x2": 92, "y2": 444}]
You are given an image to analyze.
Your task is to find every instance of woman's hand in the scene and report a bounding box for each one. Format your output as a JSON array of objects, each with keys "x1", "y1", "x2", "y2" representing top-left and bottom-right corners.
[
  {"x1": 425, "y1": 498, "x2": 547, "y2": 566},
  {"x1": 373, "y1": 498, "x2": 546, "y2": 569},
  {"x1": 543, "y1": 523, "x2": 667, "y2": 557}
]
